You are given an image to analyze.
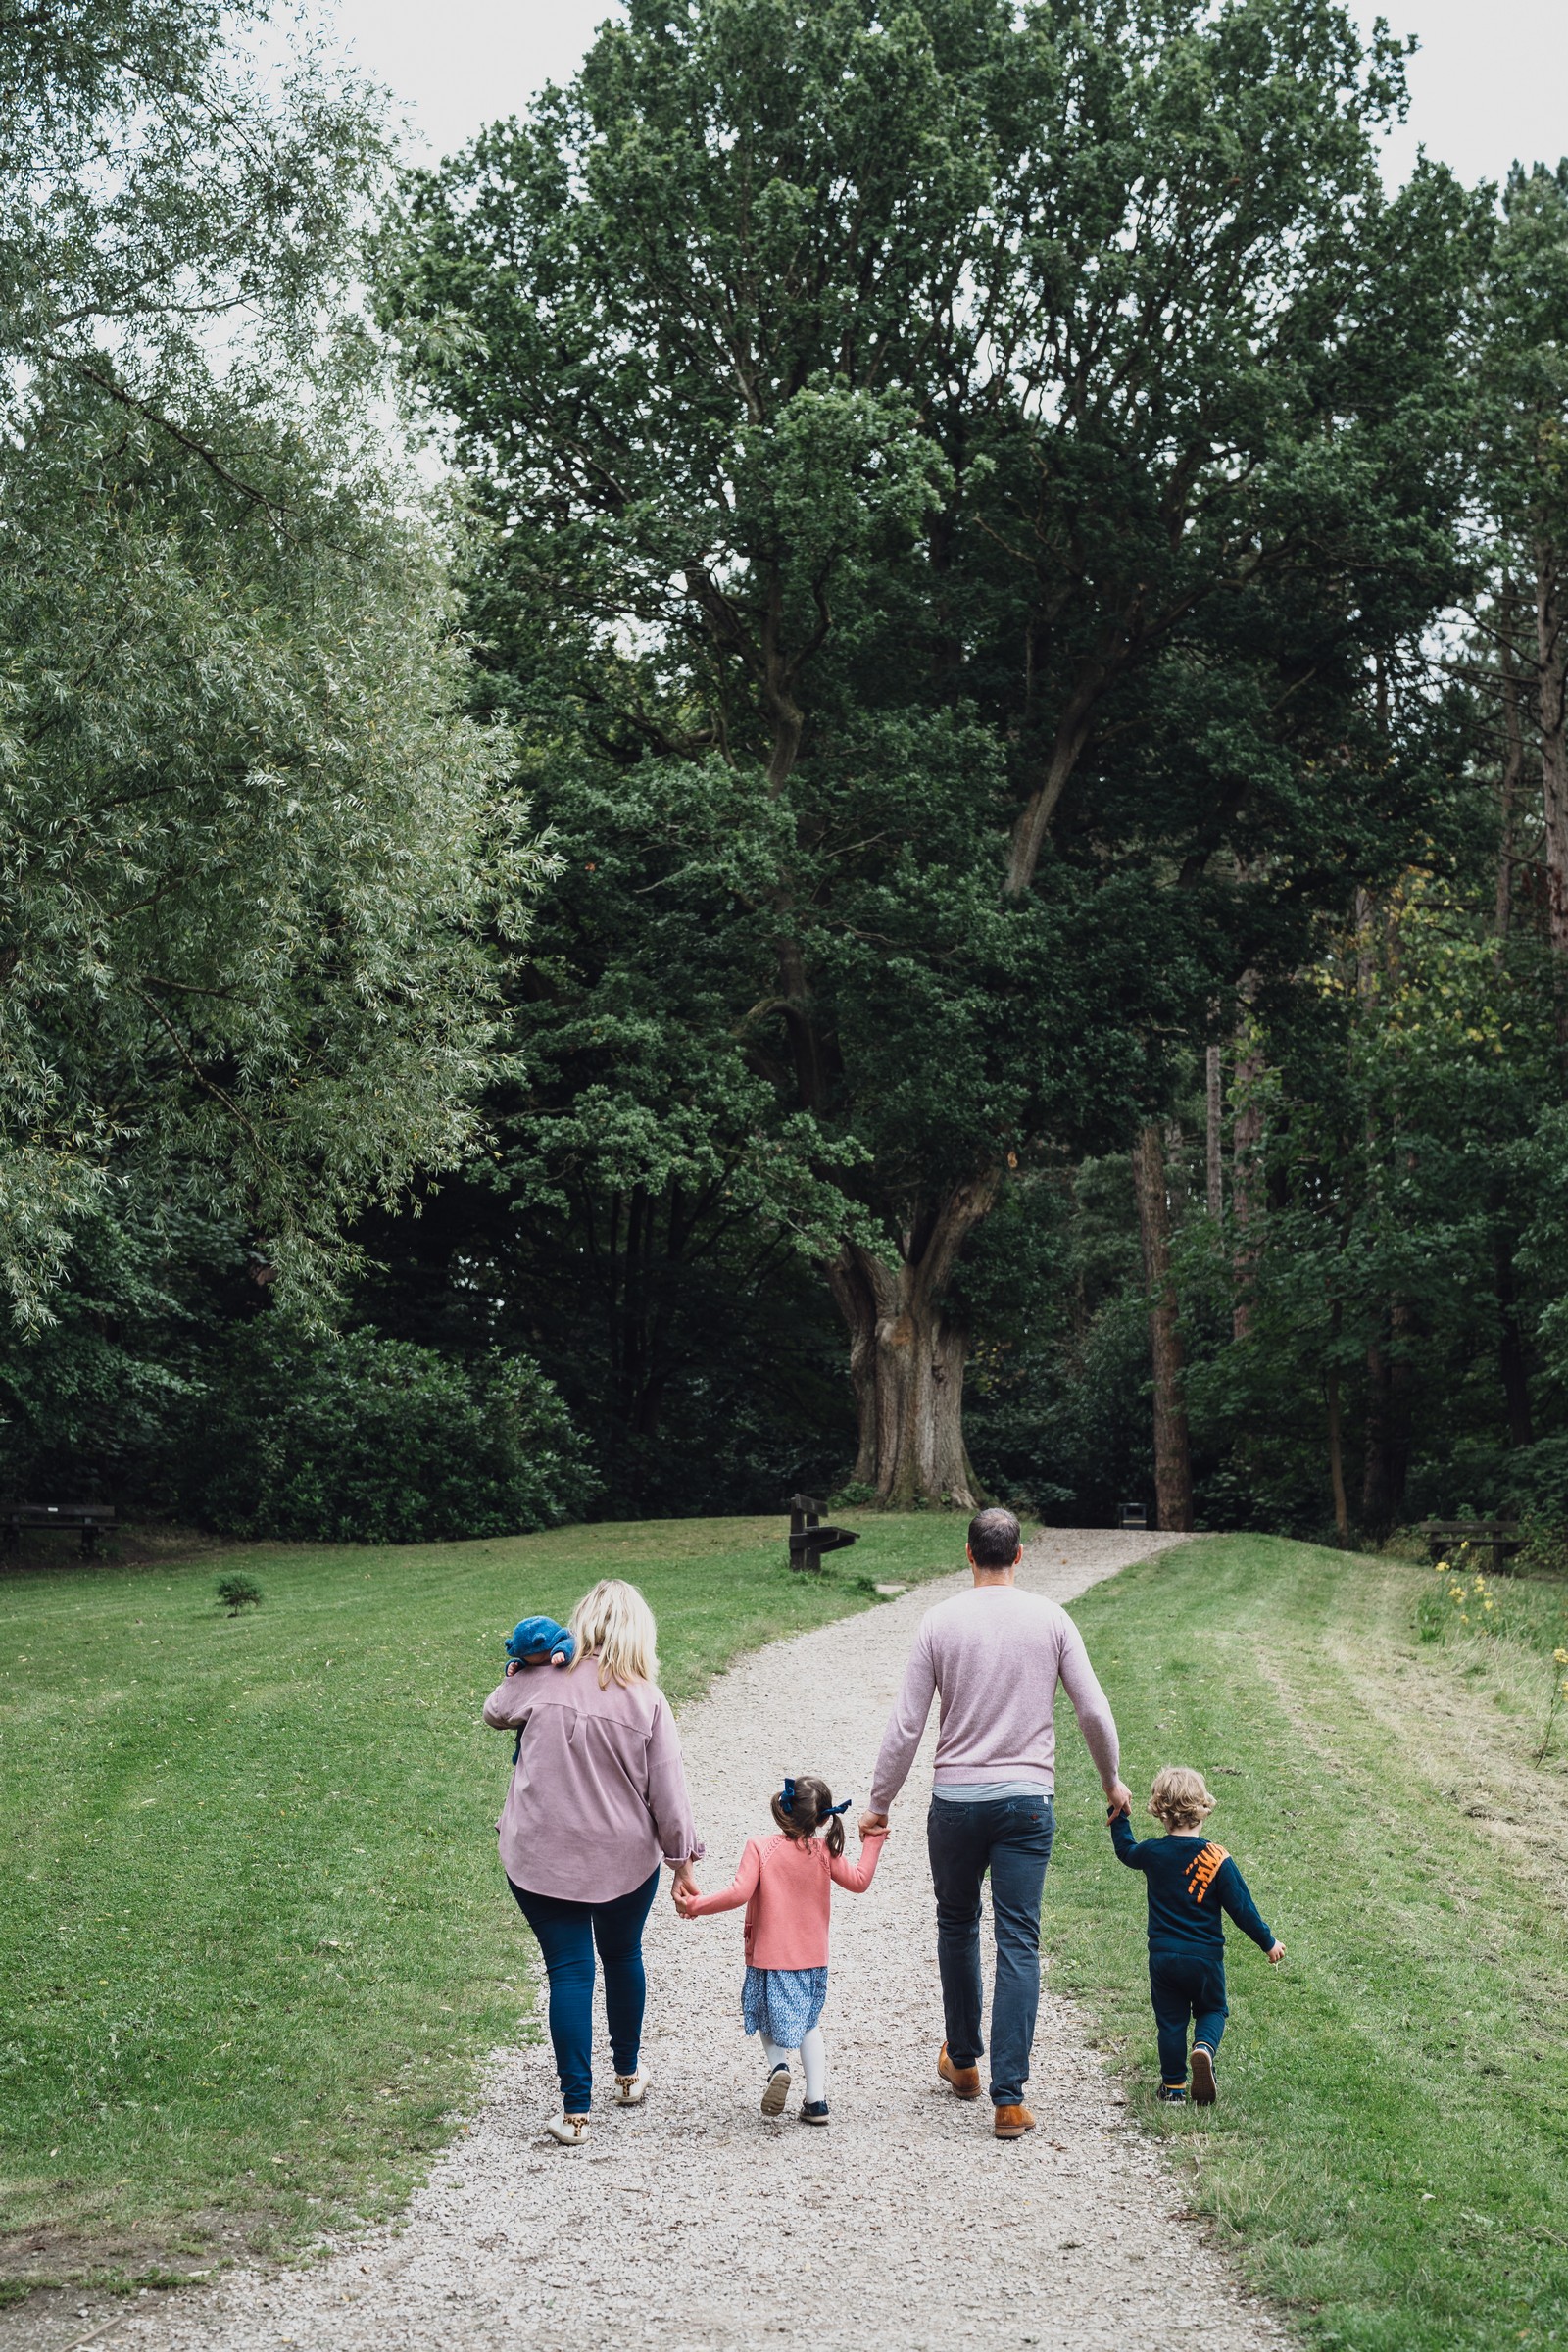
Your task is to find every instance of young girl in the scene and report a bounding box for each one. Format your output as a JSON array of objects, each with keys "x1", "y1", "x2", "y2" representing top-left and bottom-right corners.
[{"x1": 675, "y1": 1773, "x2": 885, "y2": 2124}]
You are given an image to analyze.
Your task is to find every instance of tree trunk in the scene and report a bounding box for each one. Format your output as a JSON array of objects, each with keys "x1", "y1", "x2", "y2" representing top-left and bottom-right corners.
[
  {"x1": 1326, "y1": 1298, "x2": 1350, "y2": 1546},
  {"x1": 1132, "y1": 1121, "x2": 1194, "y2": 1532},
  {"x1": 1494, "y1": 1225, "x2": 1535, "y2": 1447},
  {"x1": 1538, "y1": 538, "x2": 1568, "y2": 962},
  {"x1": 1231, "y1": 985, "x2": 1264, "y2": 1339},
  {"x1": 826, "y1": 1172, "x2": 999, "y2": 1507},
  {"x1": 1362, "y1": 1330, "x2": 1394, "y2": 1533},
  {"x1": 1205, "y1": 1044, "x2": 1223, "y2": 1217},
  {"x1": 1363, "y1": 1301, "x2": 1416, "y2": 1534},
  {"x1": 1497, "y1": 580, "x2": 1525, "y2": 946},
  {"x1": 1537, "y1": 536, "x2": 1568, "y2": 1052}
]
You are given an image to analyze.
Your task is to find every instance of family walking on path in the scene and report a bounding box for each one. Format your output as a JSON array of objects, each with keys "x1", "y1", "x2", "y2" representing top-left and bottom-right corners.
[
  {"x1": 95, "y1": 1525, "x2": 1290, "y2": 2352},
  {"x1": 483, "y1": 1507, "x2": 1283, "y2": 2142}
]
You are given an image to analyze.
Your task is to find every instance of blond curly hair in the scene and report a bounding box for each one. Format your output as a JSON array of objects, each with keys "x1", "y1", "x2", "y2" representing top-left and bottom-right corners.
[{"x1": 1149, "y1": 1766, "x2": 1216, "y2": 1833}]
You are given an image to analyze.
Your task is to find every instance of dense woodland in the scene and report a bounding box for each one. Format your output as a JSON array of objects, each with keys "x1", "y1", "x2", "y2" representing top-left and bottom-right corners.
[{"x1": 4, "y1": 0, "x2": 1568, "y2": 1546}]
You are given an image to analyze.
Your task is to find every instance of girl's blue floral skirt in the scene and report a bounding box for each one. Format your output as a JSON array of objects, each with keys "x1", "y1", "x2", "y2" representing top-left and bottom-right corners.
[{"x1": 742, "y1": 1965, "x2": 827, "y2": 2046}]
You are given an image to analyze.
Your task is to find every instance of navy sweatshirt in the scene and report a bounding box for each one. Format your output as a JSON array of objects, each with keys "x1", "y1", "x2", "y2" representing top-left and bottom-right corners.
[{"x1": 1109, "y1": 1813, "x2": 1274, "y2": 1955}]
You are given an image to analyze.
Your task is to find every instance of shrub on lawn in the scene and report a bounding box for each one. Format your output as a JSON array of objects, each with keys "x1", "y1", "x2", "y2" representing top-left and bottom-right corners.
[{"x1": 180, "y1": 1319, "x2": 595, "y2": 1543}]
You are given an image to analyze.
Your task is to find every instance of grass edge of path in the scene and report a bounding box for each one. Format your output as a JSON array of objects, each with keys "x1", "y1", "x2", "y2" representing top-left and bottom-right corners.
[{"x1": 1049, "y1": 1532, "x2": 1568, "y2": 2352}]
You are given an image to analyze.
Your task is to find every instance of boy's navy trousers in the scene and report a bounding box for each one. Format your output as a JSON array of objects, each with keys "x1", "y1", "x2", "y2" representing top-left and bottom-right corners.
[{"x1": 1149, "y1": 1949, "x2": 1228, "y2": 2087}]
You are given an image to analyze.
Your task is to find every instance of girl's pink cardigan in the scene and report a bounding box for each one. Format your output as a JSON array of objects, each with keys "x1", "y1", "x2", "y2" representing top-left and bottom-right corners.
[{"x1": 683, "y1": 1829, "x2": 886, "y2": 1969}]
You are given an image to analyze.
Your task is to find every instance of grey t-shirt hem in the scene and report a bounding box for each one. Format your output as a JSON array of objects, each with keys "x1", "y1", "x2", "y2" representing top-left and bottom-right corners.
[{"x1": 930, "y1": 1778, "x2": 1054, "y2": 1802}]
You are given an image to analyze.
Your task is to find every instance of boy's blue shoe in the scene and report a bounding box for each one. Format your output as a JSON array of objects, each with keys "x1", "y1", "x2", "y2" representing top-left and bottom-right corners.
[
  {"x1": 1157, "y1": 2084, "x2": 1187, "y2": 2103},
  {"x1": 1191, "y1": 2045, "x2": 1217, "y2": 2105}
]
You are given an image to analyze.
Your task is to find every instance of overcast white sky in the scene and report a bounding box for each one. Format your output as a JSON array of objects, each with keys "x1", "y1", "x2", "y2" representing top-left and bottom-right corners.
[{"x1": 326, "y1": 0, "x2": 1565, "y2": 188}]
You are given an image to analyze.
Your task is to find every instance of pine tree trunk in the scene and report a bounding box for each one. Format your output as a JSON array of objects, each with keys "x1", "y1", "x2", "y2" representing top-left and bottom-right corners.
[
  {"x1": 1326, "y1": 1298, "x2": 1350, "y2": 1546},
  {"x1": 1205, "y1": 1044, "x2": 1223, "y2": 1217},
  {"x1": 1497, "y1": 580, "x2": 1525, "y2": 946},
  {"x1": 1362, "y1": 1303, "x2": 1415, "y2": 1535},
  {"x1": 1538, "y1": 539, "x2": 1568, "y2": 976},
  {"x1": 1494, "y1": 1225, "x2": 1535, "y2": 1447},
  {"x1": 1231, "y1": 985, "x2": 1264, "y2": 1340},
  {"x1": 1362, "y1": 1331, "x2": 1394, "y2": 1533},
  {"x1": 1132, "y1": 1121, "x2": 1194, "y2": 1532},
  {"x1": 826, "y1": 1173, "x2": 998, "y2": 1507}
]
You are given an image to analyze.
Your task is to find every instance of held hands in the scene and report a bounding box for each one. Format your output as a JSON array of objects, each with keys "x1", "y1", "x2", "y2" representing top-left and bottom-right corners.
[
  {"x1": 858, "y1": 1811, "x2": 889, "y2": 1840},
  {"x1": 1105, "y1": 1780, "x2": 1134, "y2": 1818},
  {"x1": 669, "y1": 1859, "x2": 702, "y2": 1917},
  {"x1": 1266, "y1": 1941, "x2": 1286, "y2": 1964}
]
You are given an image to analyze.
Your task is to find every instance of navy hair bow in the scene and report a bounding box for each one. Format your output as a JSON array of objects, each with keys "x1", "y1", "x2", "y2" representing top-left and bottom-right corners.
[{"x1": 780, "y1": 1777, "x2": 852, "y2": 1819}]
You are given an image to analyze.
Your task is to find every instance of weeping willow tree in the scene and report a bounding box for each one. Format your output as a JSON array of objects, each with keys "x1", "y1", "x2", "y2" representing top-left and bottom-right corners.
[{"x1": 0, "y1": 0, "x2": 546, "y2": 1321}]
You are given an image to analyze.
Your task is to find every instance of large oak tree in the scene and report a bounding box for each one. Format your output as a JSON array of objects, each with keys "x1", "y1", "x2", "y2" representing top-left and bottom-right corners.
[{"x1": 388, "y1": 0, "x2": 1472, "y2": 1503}]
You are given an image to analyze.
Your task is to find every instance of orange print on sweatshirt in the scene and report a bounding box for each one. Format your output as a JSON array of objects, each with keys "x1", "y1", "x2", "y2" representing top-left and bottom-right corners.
[{"x1": 1183, "y1": 1842, "x2": 1229, "y2": 1904}]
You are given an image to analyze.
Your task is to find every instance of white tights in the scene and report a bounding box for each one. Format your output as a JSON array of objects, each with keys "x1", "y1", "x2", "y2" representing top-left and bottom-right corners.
[{"x1": 762, "y1": 2026, "x2": 826, "y2": 2103}]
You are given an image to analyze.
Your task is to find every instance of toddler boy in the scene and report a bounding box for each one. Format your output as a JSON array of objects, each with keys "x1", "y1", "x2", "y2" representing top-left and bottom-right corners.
[{"x1": 1109, "y1": 1765, "x2": 1283, "y2": 2104}]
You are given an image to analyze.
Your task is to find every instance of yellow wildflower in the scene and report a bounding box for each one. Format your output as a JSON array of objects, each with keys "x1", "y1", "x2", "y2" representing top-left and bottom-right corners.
[{"x1": 1553, "y1": 1649, "x2": 1567, "y2": 1666}]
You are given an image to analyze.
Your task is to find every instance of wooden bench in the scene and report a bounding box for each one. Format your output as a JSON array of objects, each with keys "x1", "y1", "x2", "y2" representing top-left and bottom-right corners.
[
  {"x1": 2, "y1": 1501, "x2": 117, "y2": 1560},
  {"x1": 786, "y1": 1494, "x2": 860, "y2": 1574},
  {"x1": 1418, "y1": 1518, "x2": 1522, "y2": 1575}
]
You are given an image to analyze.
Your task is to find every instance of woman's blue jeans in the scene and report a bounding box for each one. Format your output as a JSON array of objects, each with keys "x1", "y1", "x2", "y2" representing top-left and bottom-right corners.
[
  {"x1": 927, "y1": 1792, "x2": 1055, "y2": 2107},
  {"x1": 508, "y1": 1867, "x2": 661, "y2": 2114}
]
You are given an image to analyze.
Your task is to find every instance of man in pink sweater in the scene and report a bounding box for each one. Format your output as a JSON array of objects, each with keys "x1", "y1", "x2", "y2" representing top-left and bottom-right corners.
[{"x1": 863, "y1": 1507, "x2": 1132, "y2": 2137}]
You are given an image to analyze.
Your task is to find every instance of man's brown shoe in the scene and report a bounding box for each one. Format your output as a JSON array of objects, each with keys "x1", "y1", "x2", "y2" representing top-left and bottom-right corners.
[
  {"x1": 938, "y1": 2043, "x2": 981, "y2": 2101},
  {"x1": 994, "y1": 2103, "x2": 1037, "y2": 2139}
]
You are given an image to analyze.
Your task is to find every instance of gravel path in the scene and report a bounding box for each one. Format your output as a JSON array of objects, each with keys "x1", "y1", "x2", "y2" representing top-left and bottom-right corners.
[{"x1": 61, "y1": 1529, "x2": 1290, "y2": 2352}]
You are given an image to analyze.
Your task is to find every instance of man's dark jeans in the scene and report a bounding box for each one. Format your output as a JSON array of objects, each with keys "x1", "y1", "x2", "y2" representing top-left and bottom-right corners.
[{"x1": 927, "y1": 1792, "x2": 1055, "y2": 2106}]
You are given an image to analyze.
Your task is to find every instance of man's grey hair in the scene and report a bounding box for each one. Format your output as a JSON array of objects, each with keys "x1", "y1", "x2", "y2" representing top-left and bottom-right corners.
[{"x1": 967, "y1": 1506, "x2": 1021, "y2": 1568}]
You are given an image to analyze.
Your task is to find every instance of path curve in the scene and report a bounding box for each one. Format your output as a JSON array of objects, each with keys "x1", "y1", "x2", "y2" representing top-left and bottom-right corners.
[{"x1": 100, "y1": 1530, "x2": 1289, "y2": 2352}]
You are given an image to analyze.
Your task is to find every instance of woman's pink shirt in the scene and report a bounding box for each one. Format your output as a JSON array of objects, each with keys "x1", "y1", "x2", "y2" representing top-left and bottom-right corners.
[
  {"x1": 483, "y1": 1664, "x2": 703, "y2": 1902},
  {"x1": 683, "y1": 1830, "x2": 887, "y2": 1969}
]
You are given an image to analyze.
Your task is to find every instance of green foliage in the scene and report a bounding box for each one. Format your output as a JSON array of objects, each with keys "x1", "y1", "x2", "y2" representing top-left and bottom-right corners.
[
  {"x1": 0, "y1": 0, "x2": 546, "y2": 1326},
  {"x1": 0, "y1": 1514, "x2": 967, "y2": 2277},
  {"x1": 214, "y1": 1575, "x2": 262, "y2": 1615},
  {"x1": 0, "y1": 1190, "x2": 240, "y2": 1504},
  {"x1": 179, "y1": 1319, "x2": 594, "y2": 1544}
]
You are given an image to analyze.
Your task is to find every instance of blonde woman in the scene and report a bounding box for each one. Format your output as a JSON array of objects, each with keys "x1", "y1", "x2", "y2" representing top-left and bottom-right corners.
[{"x1": 484, "y1": 1578, "x2": 704, "y2": 2144}]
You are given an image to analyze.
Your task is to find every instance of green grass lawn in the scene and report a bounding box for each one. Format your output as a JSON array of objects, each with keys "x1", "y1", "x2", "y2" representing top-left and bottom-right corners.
[
  {"x1": 0, "y1": 1511, "x2": 965, "y2": 2294},
  {"x1": 1050, "y1": 1534, "x2": 1568, "y2": 2352}
]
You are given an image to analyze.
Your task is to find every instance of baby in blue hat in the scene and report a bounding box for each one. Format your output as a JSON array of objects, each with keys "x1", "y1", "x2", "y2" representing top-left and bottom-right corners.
[
  {"x1": 504, "y1": 1614, "x2": 575, "y2": 1676},
  {"x1": 501, "y1": 1616, "x2": 575, "y2": 1762}
]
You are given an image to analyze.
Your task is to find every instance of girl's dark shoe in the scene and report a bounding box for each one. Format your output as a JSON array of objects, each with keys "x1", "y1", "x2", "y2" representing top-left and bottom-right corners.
[
  {"x1": 1191, "y1": 2046, "x2": 1217, "y2": 2105},
  {"x1": 800, "y1": 2099, "x2": 830, "y2": 2125},
  {"x1": 760, "y1": 2063, "x2": 791, "y2": 2117}
]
